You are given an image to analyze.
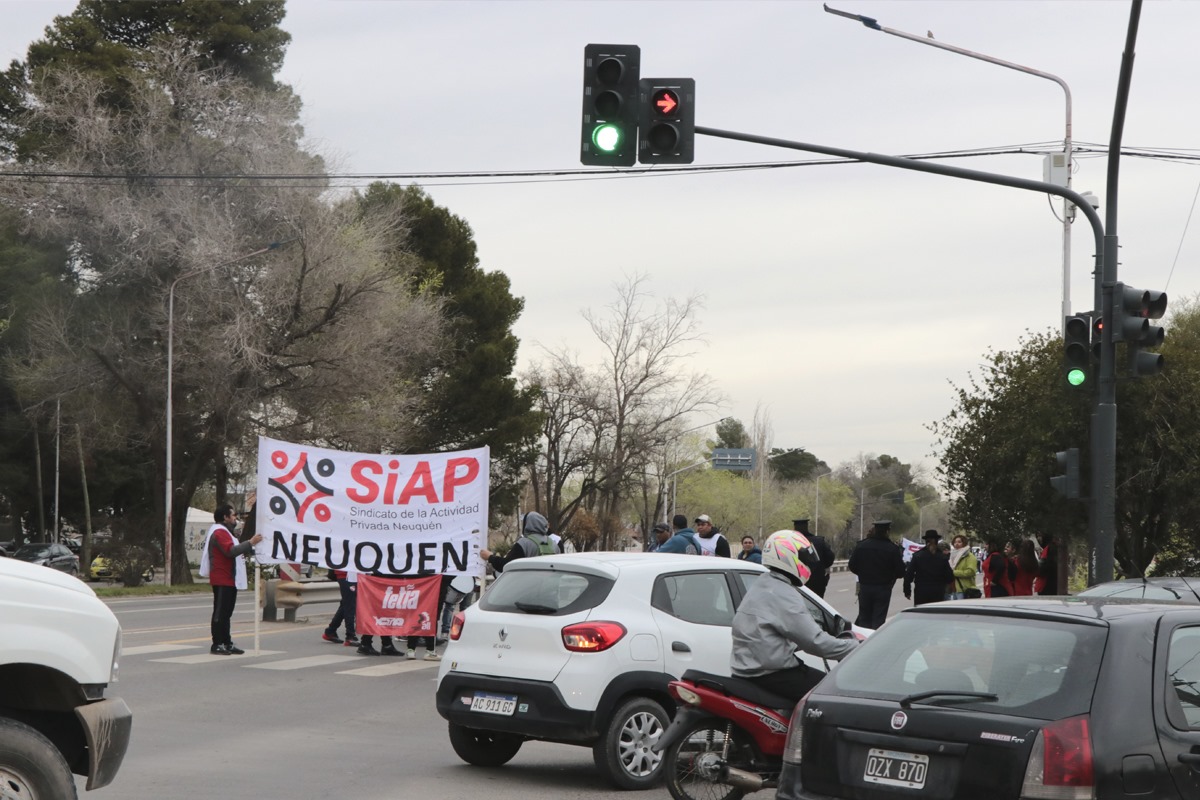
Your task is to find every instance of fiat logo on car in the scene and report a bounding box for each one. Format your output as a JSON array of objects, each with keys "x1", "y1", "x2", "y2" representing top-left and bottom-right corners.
[{"x1": 890, "y1": 711, "x2": 908, "y2": 731}]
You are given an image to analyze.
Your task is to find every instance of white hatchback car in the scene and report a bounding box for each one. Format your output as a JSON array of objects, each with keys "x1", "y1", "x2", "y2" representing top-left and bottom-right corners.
[{"x1": 435, "y1": 552, "x2": 863, "y2": 789}]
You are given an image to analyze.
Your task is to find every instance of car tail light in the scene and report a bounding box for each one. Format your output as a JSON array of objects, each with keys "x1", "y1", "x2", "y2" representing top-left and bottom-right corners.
[
  {"x1": 449, "y1": 612, "x2": 466, "y2": 641},
  {"x1": 1020, "y1": 714, "x2": 1095, "y2": 799},
  {"x1": 781, "y1": 687, "x2": 815, "y2": 764},
  {"x1": 561, "y1": 621, "x2": 626, "y2": 652}
]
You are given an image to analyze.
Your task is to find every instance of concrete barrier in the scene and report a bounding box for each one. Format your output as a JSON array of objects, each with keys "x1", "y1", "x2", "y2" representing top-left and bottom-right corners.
[{"x1": 262, "y1": 578, "x2": 339, "y2": 622}]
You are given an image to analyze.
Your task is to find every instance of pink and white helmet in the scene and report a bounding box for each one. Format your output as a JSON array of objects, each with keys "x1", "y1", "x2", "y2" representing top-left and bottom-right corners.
[{"x1": 761, "y1": 529, "x2": 820, "y2": 586}]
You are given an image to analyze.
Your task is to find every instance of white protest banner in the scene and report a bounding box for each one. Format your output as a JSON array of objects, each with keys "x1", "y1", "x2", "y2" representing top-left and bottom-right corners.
[{"x1": 254, "y1": 436, "x2": 488, "y2": 576}]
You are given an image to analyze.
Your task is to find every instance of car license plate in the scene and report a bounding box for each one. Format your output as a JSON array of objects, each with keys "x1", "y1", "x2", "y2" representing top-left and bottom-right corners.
[
  {"x1": 469, "y1": 693, "x2": 517, "y2": 716},
  {"x1": 863, "y1": 748, "x2": 928, "y2": 789}
]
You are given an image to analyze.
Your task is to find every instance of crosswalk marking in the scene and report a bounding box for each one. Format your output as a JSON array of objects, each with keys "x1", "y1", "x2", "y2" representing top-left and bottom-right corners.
[
  {"x1": 246, "y1": 654, "x2": 359, "y2": 671},
  {"x1": 123, "y1": 644, "x2": 201, "y2": 656},
  {"x1": 152, "y1": 650, "x2": 283, "y2": 664},
  {"x1": 338, "y1": 660, "x2": 439, "y2": 677}
]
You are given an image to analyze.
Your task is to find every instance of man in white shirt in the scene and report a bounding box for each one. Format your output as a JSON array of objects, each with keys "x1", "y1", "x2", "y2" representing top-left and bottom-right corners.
[{"x1": 693, "y1": 514, "x2": 731, "y2": 557}]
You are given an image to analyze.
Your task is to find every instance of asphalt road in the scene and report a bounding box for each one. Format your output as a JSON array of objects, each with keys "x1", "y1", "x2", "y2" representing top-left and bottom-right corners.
[{"x1": 86, "y1": 570, "x2": 915, "y2": 799}]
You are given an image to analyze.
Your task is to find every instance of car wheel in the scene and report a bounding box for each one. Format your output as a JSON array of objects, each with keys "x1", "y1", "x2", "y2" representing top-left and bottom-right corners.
[
  {"x1": 664, "y1": 717, "x2": 755, "y2": 800},
  {"x1": 593, "y1": 696, "x2": 669, "y2": 790},
  {"x1": 0, "y1": 717, "x2": 79, "y2": 800},
  {"x1": 447, "y1": 722, "x2": 523, "y2": 767}
]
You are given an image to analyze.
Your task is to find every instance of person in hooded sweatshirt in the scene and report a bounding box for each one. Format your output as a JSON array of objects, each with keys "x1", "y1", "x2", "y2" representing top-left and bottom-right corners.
[
  {"x1": 480, "y1": 511, "x2": 559, "y2": 573},
  {"x1": 737, "y1": 535, "x2": 763, "y2": 563}
]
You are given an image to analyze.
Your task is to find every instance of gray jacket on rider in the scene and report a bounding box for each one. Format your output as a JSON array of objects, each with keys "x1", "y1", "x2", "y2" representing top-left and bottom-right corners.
[{"x1": 730, "y1": 571, "x2": 857, "y2": 677}]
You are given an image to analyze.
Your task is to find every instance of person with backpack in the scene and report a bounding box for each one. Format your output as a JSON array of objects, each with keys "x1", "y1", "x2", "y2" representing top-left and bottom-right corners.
[{"x1": 480, "y1": 511, "x2": 559, "y2": 573}]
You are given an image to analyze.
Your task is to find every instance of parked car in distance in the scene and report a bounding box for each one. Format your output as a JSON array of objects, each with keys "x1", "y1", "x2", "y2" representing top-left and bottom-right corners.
[
  {"x1": 436, "y1": 552, "x2": 866, "y2": 790},
  {"x1": 1076, "y1": 575, "x2": 1200, "y2": 604},
  {"x1": 12, "y1": 542, "x2": 80, "y2": 576},
  {"x1": 89, "y1": 556, "x2": 155, "y2": 584},
  {"x1": 779, "y1": 596, "x2": 1200, "y2": 800}
]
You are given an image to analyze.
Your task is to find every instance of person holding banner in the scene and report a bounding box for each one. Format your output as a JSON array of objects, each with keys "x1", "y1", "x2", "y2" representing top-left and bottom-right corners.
[
  {"x1": 200, "y1": 504, "x2": 263, "y2": 655},
  {"x1": 480, "y1": 511, "x2": 559, "y2": 573}
]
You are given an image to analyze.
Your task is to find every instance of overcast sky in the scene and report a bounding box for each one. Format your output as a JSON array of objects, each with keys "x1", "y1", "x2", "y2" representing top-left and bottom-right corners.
[{"x1": 3, "y1": 1, "x2": 1199, "y2": 481}]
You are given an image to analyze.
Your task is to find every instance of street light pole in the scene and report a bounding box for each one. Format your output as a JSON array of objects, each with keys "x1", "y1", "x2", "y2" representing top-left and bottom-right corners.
[
  {"x1": 814, "y1": 469, "x2": 833, "y2": 535},
  {"x1": 164, "y1": 241, "x2": 291, "y2": 585},
  {"x1": 824, "y1": 4, "x2": 1075, "y2": 325}
]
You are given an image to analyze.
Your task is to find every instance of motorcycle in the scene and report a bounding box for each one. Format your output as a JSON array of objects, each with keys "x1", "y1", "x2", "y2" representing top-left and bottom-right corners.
[{"x1": 654, "y1": 669, "x2": 793, "y2": 800}]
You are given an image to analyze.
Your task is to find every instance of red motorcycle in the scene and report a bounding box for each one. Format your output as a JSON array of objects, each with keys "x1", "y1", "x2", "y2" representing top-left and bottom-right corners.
[{"x1": 655, "y1": 669, "x2": 794, "y2": 800}]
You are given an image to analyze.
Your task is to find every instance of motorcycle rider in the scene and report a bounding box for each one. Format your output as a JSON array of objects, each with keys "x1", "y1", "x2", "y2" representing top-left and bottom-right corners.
[{"x1": 731, "y1": 529, "x2": 859, "y2": 703}]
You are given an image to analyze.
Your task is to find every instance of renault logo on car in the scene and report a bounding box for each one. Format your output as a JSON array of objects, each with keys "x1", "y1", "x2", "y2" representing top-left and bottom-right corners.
[{"x1": 498, "y1": 627, "x2": 508, "y2": 642}]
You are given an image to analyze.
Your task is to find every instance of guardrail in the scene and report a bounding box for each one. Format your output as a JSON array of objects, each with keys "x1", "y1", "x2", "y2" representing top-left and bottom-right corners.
[
  {"x1": 262, "y1": 578, "x2": 338, "y2": 622},
  {"x1": 831, "y1": 559, "x2": 849, "y2": 573}
]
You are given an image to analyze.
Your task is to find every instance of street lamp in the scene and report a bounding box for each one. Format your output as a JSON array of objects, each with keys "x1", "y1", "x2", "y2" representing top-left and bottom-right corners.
[
  {"x1": 824, "y1": 4, "x2": 1076, "y2": 325},
  {"x1": 814, "y1": 469, "x2": 834, "y2": 535},
  {"x1": 164, "y1": 240, "x2": 292, "y2": 585},
  {"x1": 661, "y1": 416, "x2": 730, "y2": 522}
]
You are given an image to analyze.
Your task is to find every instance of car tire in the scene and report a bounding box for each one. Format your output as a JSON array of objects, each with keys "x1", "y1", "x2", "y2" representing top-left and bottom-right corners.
[
  {"x1": 0, "y1": 716, "x2": 79, "y2": 800},
  {"x1": 664, "y1": 716, "x2": 755, "y2": 800},
  {"x1": 593, "y1": 696, "x2": 669, "y2": 790},
  {"x1": 447, "y1": 722, "x2": 523, "y2": 767}
]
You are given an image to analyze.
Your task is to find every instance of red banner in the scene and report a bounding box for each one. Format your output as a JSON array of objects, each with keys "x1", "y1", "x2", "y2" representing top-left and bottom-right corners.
[{"x1": 355, "y1": 574, "x2": 441, "y2": 637}]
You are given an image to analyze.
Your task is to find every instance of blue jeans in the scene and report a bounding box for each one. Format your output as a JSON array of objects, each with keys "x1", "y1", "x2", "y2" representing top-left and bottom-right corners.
[{"x1": 325, "y1": 578, "x2": 356, "y2": 638}]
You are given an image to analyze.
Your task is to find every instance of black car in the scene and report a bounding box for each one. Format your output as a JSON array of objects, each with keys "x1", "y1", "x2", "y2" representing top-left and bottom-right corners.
[
  {"x1": 12, "y1": 542, "x2": 80, "y2": 576},
  {"x1": 1077, "y1": 576, "x2": 1200, "y2": 604},
  {"x1": 779, "y1": 597, "x2": 1200, "y2": 799}
]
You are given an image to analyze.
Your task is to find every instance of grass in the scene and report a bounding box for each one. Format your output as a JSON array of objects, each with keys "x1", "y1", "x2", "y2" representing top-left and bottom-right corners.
[{"x1": 91, "y1": 582, "x2": 212, "y2": 598}]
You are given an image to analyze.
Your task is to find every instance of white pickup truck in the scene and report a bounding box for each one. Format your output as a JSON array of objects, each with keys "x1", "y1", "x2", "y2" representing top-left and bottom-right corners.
[{"x1": 0, "y1": 554, "x2": 132, "y2": 798}]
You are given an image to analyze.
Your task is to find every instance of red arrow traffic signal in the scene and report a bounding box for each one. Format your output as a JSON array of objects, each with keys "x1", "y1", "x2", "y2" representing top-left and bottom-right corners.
[{"x1": 654, "y1": 89, "x2": 678, "y2": 116}]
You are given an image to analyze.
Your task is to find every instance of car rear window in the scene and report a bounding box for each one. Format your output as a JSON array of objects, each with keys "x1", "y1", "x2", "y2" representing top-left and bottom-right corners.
[
  {"x1": 480, "y1": 569, "x2": 614, "y2": 616},
  {"x1": 830, "y1": 612, "x2": 1106, "y2": 721}
]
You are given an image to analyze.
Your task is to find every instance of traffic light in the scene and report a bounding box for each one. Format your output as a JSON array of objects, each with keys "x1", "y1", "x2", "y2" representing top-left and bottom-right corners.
[
  {"x1": 638, "y1": 78, "x2": 695, "y2": 164},
  {"x1": 1112, "y1": 283, "x2": 1167, "y2": 377},
  {"x1": 1063, "y1": 314, "x2": 1091, "y2": 389},
  {"x1": 1050, "y1": 448, "x2": 1080, "y2": 499},
  {"x1": 581, "y1": 44, "x2": 640, "y2": 166}
]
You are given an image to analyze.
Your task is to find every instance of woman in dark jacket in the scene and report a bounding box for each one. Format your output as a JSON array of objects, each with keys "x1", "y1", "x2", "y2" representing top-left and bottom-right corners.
[
  {"x1": 737, "y1": 536, "x2": 763, "y2": 564},
  {"x1": 982, "y1": 539, "x2": 1013, "y2": 598}
]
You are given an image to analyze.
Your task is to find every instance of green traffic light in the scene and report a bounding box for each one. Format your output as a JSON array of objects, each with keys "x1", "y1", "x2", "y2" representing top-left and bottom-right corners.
[
  {"x1": 592, "y1": 123, "x2": 621, "y2": 153},
  {"x1": 1067, "y1": 368, "x2": 1087, "y2": 386}
]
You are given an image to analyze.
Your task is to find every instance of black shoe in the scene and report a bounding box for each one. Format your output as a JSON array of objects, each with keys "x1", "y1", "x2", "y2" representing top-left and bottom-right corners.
[
  {"x1": 210, "y1": 644, "x2": 232, "y2": 656},
  {"x1": 226, "y1": 644, "x2": 245, "y2": 655},
  {"x1": 356, "y1": 643, "x2": 380, "y2": 656},
  {"x1": 380, "y1": 645, "x2": 402, "y2": 656},
  {"x1": 322, "y1": 631, "x2": 343, "y2": 644},
  {"x1": 343, "y1": 635, "x2": 360, "y2": 647}
]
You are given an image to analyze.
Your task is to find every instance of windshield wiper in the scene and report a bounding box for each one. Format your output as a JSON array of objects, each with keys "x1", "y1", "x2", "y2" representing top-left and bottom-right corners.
[
  {"x1": 900, "y1": 690, "x2": 999, "y2": 708},
  {"x1": 514, "y1": 601, "x2": 557, "y2": 614}
]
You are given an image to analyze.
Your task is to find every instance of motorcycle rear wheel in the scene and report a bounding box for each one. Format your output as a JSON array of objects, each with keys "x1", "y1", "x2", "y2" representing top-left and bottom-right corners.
[{"x1": 664, "y1": 717, "x2": 759, "y2": 800}]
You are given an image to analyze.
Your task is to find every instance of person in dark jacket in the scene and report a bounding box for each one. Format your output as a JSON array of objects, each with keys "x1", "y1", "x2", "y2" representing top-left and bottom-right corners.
[
  {"x1": 848, "y1": 520, "x2": 905, "y2": 629},
  {"x1": 982, "y1": 538, "x2": 1013, "y2": 597},
  {"x1": 795, "y1": 519, "x2": 834, "y2": 597},
  {"x1": 904, "y1": 530, "x2": 955, "y2": 606},
  {"x1": 737, "y1": 535, "x2": 762, "y2": 563},
  {"x1": 480, "y1": 511, "x2": 559, "y2": 573}
]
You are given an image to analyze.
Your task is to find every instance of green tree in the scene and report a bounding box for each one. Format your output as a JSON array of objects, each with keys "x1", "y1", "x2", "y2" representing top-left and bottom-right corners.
[
  {"x1": 354, "y1": 183, "x2": 540, "y2": 512},
  {"x1": 713, "y1": 418, "x2": 750, "y2": 450},
  {"x1": 0, "y1": 0, "x2": 290, "y2": 160},
  {"x1": 768, "y1": 447, "x2": 825, "y2": 483},
  {"x1": 932, "y1": 304, "x2": 1200, "y2": 578}
]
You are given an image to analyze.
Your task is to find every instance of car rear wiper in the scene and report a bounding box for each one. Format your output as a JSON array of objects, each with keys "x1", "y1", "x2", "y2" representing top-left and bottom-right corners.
[
  {"x1": 514, "y1": 601, "x2": 557, "y2": 614},
  {"x1": 900, "y1": 690, "x2": 999, "y2": 708}
]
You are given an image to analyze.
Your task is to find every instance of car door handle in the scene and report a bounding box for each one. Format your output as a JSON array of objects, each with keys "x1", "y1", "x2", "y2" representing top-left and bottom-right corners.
[
  {"x1": 671, "y1": 641, "x2": 691, "y2": 653},
  {"x1": 1178, "y1": 752, "x2": 1200, "y2": 765}
]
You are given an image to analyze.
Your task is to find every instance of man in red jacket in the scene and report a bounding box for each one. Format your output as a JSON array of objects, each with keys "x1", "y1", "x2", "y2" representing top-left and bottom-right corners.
[{"x1": 201, "y1": 504, "x2": 262, "y2": 655}]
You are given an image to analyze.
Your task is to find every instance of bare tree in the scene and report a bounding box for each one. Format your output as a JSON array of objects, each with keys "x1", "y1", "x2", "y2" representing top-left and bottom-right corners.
[
  {"x1": 2, "y1": 48, "x2": 444, "y2": 580},
  {"x1": 528, "y1": 274, "x2": 722, "y2": 550}
]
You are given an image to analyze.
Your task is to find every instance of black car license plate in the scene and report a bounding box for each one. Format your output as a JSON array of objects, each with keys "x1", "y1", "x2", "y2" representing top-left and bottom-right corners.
[{"x1": 863, "y1": 747, "x2": 928, "y2": 789}]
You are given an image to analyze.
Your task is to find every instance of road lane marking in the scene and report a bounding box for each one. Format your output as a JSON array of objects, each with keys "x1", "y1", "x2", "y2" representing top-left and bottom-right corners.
[
  {"x1": 152, "y1": 651, "x2": 282, "y2": 664},
  {"x1": 337, "y1": 661, "x2": 439, "y2": 677},
  {"x1": 245, "y1": 655, "x2": 359, "y2": 670},
  {"x1": 122, "y1": 644, "x2": 201, "y2": 656}
]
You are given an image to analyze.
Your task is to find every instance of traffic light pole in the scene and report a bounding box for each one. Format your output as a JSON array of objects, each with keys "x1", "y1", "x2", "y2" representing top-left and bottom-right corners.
[{"x1": 692, "y1": 124, "x2": 1115, "y2": 579}]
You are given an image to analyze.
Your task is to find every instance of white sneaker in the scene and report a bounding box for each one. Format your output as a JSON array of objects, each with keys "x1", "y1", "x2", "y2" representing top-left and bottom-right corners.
[
  {"x1": 406, "y1": 649, "x2": 416, "y2": 660},
  {"x1": 423, "y1": 651, "x2": 441, "y2": 661}
]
